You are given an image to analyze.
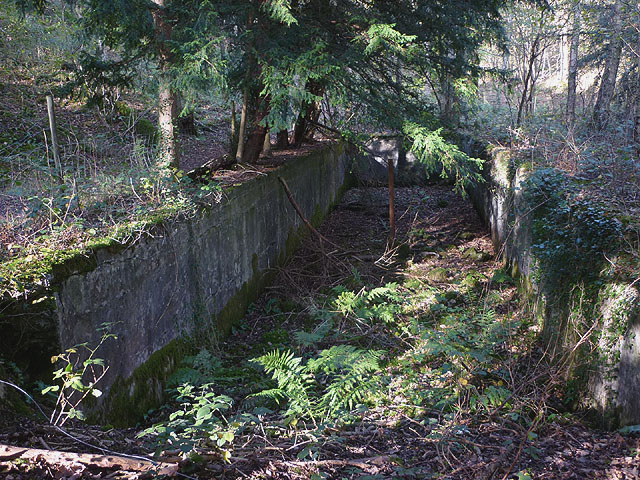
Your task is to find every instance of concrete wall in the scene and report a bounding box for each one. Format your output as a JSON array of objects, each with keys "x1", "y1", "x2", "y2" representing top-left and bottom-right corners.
[
  {"x1": 352, "y1": 136, "x2": 429, "y2": 185},
  {"x1": 468, "y1": 147, "x2": 640, "y2": 427},
  {"x1": 46, "y1": 144, "x2": 351, "y2": 415}
]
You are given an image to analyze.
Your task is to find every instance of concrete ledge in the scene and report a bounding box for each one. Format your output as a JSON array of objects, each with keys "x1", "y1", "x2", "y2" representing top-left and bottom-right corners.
[{"x1": 468, "y1": 146, "x2": 640, "y2": 428}]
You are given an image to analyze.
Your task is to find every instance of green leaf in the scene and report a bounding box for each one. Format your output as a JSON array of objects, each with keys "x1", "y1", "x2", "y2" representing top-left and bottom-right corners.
[
  {"x1": 196, "y1": 405, "x2": 211, "y2": 419},
  {"x1": 41, "y1": 385, "x2": 59, "y2": 395}
]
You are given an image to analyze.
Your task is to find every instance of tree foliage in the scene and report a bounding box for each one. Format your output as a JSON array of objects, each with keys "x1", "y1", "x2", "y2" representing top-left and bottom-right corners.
[{"x1": 18, "y1": 0, "x2": 506, "y2": 172}]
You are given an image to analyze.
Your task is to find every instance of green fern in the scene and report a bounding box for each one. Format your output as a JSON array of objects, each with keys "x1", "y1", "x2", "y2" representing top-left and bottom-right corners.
[
  {"x1": 307, "y1": 345, "x2": 382, "y2": 375},
  {"x1": 367, "y1": 283, "x2": 401, "y2": 303},
  {"x1": 319, "y1": 374, "x2": 382, "y2": 417},
  {"x1": 332, "y1": 283, "x2": 403, "y2": 326},
  {"x1": 293, "y1": 315, "x2": 334, "y2": 348},
  {"x1": 250, "y1": 350, "x2": 315, "y2": 420},
  {"x1": 250, "y1": 346, "x2": 385, "y2": 422}
]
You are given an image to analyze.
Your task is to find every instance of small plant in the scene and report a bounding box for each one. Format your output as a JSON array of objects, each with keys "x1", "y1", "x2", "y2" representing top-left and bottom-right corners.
[
  {"x1": 138, "y1": 383, "x2": 251, "y2": 461},
  {"x1": 249, "y1": 345, "x2": 385, "y2": 423},
  {"x1": 41, "y1": 323, "x2": 116, "y2": 426},
  {"x1": 332, "y1": 283, "x2": 403, "y2": 326}
]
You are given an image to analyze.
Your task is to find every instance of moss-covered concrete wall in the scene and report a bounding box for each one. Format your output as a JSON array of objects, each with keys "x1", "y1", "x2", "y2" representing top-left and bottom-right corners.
[
  {"x1": 9, "y1": 144, "x2": 351, "y2": 424},
  {"x1": 468, "y1": 147, "x2": 640, "y2": 428}
]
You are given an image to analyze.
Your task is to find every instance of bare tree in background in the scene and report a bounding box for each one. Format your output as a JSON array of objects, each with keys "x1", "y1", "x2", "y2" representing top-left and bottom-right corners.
[
  {"x1": 593, "y1": 0, "x2": 623, "y2": 129},
  {"x1": 566, "y1": 0, "x2": 581, "y2": 127}
]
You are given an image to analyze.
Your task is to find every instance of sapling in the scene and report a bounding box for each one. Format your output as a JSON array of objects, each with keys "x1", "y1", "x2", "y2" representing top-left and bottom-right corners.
[{"x1": 42, "y1": 323, "x2": 116, "y2": 426}]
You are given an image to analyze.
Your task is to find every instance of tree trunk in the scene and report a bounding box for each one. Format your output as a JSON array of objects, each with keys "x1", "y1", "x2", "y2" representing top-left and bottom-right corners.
[
  {"x1": 45, "y1": 95, "x2": 63, "y2": 181},
  {"x1": 517, "y1": 34, "x2": 541, "y2": 127},
  {"x1": 633, "y1": 30, "x2": 640, "y2": 144},
  {"x1": 157, "y1": 74, "x2": 178, "y2": 169},
  {"x1": 236, "y1": 85, "x2": 249, "y2": 162},
  {"x1": 242, "y1": 123, "x2": 267, "y2": 164},
  {"x1": 152, "y1": 0, "x2": 179, "y2": 169},
  {"x1": 566, "y1": 0, "x2": 581, "y2": 127},
  {"x1": 593, "y1": 0, "x2": 623, "y2": 129},
  {"x1": 242, "y1": 94, "x2": 269, "y2": 164},
  {"x1": 231, "y1": 99, "x2": 238, "y2": 156},
  {"x1": 276, "y1": 129, "x2": 289, "y2": 149},
  {"x1": 440, "y1": 73, "x2": 459, "y2": 124},
  {"x1": 292, "y1": 112, "x2": 306, "y2": 146},
  {"x1": 292, "y1": 80, "x2": 323, "y2": 146},
  {"x1": 262, "y1": 129, "x2": 272, "y2": 156}
]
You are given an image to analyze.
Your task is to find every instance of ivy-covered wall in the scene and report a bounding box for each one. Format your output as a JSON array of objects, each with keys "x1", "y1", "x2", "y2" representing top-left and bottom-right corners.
[{"x1": 469, "y1": 147, "x2": 640, "y2": 428}]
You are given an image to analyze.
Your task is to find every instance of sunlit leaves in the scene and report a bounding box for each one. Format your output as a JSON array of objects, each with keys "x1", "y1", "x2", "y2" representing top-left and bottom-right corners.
[
  {"x1": 403, "y1": 121, "x2": 484, "y2": 192},
  {"x1": 250, "y1": 345, "x2": 385, "y2": 422},
  {"x1": 363, "y1": 23, "x2": 417, "y2": 56},
  {"x1": 261, "y1": 0, "x2": 297, "y2": 25}
]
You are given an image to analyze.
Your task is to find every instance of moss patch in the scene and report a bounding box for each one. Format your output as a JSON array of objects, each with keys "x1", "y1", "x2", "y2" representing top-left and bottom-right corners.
[
  {"x1": 462, "y1": 247, "x2": 492, "y2": 262},
  {"x1": 100, "y1": 338, "x2": 194, "y2": 427},
  {"x1": 215, "y1": 255, "x2": 273, "y2": 335}
]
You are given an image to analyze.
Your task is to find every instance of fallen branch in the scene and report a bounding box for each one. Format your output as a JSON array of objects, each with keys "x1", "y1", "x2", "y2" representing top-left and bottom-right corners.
[
  {"x1": 0, "y1": 444, "x2": 178, "y2": 477},
  {"x1": 282, "y1": 455, "x2": 390, "y2": 468},
  {"x1": 277, "y1": 176, "x2": 341, "y2": 250}
]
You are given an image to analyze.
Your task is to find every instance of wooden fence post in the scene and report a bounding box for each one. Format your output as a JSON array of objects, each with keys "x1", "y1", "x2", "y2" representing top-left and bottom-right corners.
[{"x1": 46, "y1": 95, "x2": 62, "y2": 181}]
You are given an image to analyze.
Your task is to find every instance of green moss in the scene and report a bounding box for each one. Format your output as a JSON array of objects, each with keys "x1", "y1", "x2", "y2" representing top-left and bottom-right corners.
[
  {"x1": 462, "y1": 247, "x2": 492, "y2": 262},
  {"x1": 0, "y1": 214, "x2": 176, "y2": 298},
  {"x1": 461, "y1": 271, "x2": 485, "y2": 289},
  {"x1": 101, "y1": 338, "x2": 194, "y2": 427}
]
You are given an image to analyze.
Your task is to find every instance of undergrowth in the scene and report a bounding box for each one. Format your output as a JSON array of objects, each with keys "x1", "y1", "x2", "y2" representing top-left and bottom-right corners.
[
  {"x1": 137, "y1": 266, "x2": 558, "y2": 473},
  {"x1": 0, "y1": 2, "x2": 228, "y2": 298}
]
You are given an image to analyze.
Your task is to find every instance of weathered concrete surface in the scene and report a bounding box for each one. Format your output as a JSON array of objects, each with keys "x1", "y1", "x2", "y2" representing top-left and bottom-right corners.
[
  {"x1": 51, "y1": 144, "x2": 351, "y2": 413},
  {"x1": 467, "y1": 148, "x2": 534, "y2": 277},
  {"x1": 353, "y1": 136, "x2": 429, "y2": 185},
  {"x1": 468, "y1": 146, "x2": 640, "y2": 427}
]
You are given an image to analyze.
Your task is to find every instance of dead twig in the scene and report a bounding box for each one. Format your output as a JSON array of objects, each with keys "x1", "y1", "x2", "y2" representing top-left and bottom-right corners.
[{"x1": 277, "y1": 176, "x2": 342, "y2": 251}]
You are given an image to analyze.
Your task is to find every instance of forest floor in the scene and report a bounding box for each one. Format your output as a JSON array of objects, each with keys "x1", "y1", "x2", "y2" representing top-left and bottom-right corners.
[{"x1": 1, "y1": 185, "x2": 639, "y2": 479}]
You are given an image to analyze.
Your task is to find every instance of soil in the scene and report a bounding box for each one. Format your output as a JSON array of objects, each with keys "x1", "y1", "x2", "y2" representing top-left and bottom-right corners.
[{"x1": 1, "y1": 184, "x2": 639, "y2": 479}]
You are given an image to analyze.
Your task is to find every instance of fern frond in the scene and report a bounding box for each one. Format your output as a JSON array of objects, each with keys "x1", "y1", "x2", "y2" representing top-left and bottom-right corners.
[
  {"x1": 246, "y1": 388, "x2": 288, "y2": 406},
  {"x1": 251, "y1": 349, "x2": 315, "y2": 420},
  {"x1": 366, "y1": 283, "x2": 399, "y2": 303},
  {"x1": 307, "y1": 345, "x2": 383, "y2": 375},
  {"x1": 320, "y1": 375, "x2": 382, "y2": 418}
]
